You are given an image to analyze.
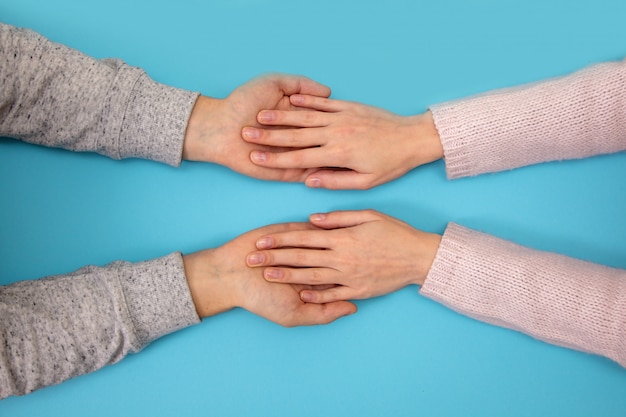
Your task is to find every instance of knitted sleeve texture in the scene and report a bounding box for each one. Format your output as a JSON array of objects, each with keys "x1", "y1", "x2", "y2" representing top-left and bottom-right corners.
[
  {"x1": 424, "y1": 61, "x2": 626, "y2": 366},
  {"x1": 0, "y1": 23, "x2": 199, "y2": 165},
  {"x1": 0, "y1": 254, "x2": 200, "y2": 398},
  {"x1": 430, "y1": 59, "x2": 626, "y2": 179},
  {"x1": 0, "y1": 23, "x2": 201, "y2": 398},
  {"x1": 420, "y1": 224, "x2": 626, "y2": 367}
]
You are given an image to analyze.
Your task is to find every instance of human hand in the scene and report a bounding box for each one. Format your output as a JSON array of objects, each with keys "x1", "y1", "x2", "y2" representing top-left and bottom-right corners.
[
  {"x1": 241, "y1": 95, "x2": 444, "y2": 189},
  {"x1": 182, "y1": 223, "x2": 356, "y2": 326},
  {"x1": 182, "y1": 75, "x2": 331, "y2": 182},
  {"x1": 245, "y1": 210, "x2": 442, "y2": 303}
]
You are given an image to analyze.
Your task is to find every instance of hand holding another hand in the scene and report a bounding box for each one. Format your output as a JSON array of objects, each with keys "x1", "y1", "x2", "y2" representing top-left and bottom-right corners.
[
  {"x1": 182, "y1": 75, "x2": 331, "y2": 182},
  {"x1": 242, "y1": 96, "x2": 444, "y2": 189},
  {"x1": 183, "y1": 223, "x2": 356, "y2": 327},
  {"x1": 245, "y1": 210, "x2": 442, "y2": 303}
]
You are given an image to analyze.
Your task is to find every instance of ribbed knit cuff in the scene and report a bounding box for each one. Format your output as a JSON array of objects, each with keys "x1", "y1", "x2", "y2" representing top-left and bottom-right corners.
[
  {"x1": 118, "y1": 73, "x2": 199, "y2": 166},
  {"x1": 117, "y1": 253, "x2": 200, "y2": 347},
  {"x1": 429, "y1": 101, "x2": 483, "y2": 180}
]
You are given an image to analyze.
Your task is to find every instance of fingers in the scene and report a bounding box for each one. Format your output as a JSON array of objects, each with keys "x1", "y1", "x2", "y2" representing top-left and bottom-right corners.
[
  {"x1": 308, "y1": 209, "x2": 382, "y2": 229},
  {"x1": 248, "y1": 147, "x2": 330, "y2": 169},
  {"x1": 299, "y1": 287, "x2": 355, "y2": 304},
  {"x1": 242, "y1": 126, "x2": 324, "y2": 148},
  {"x1": 305, "y1": 170, "x2": 376, "y2": 190},
  {"x1": 293, "y1": 301, "x2": 357, "y2": 326},
  {"x1": 290, "y1": 95, "x2": 347, "y2": 112},
  {"x1": 256, "y1": 109, "x2": 328, "y2": 127},
  {"x1": 262, "y1": 267, "x2": 337, "y2": 286},
  {"x1": 246, "y1": 247, "x2": 330, "y2": 269},
  {"x1": 254, "y1": 229, "x2": 330, "y2": 250}
]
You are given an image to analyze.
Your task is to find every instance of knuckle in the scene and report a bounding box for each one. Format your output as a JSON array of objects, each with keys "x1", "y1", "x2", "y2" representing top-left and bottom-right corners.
[
  {"x1": 354, "y1": 287, "x2": 369, "y2": 299},
  {"x1": 295, "y1": 250, "x2": 308, "y2": 265},
  {"x1": 310, "y1": 269, "x2": 323, "y2": 284},
  {"x1": 285, "y1": 222, "x2": 302, "y2": 232},
  {"x1": 296, "y1": 231, "x2": 311, "y2": 245},
  {"x1": 336, "y1": 125, "x2": 357, "y2": 137},
  {"x1": 287, "y1": 130, "x2": 301, "y2": 146},
  {"x1": 302, "y1": 111, "x2": 318, "y2": 124},
  {"x1": 319, "y1": 97, "x2": 332, "y2": 108},
  {"x1": 329, "y1": 147, "x2": 348, "y2": 166},
  {"x1": 290, "y1": 151, "x2": 305, "y2": 165},
  {"x1": 323, "y1": 291, "x2": 338, "y2": 303}
]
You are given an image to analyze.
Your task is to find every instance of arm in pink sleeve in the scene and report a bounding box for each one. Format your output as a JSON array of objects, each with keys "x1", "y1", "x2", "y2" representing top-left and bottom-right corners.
[
  {"x1": 420, "y1": 224, "x2": 626, "y2": 367},
  {"x1": 429, "y1": 60, "x2": 626, "y2": 179}
]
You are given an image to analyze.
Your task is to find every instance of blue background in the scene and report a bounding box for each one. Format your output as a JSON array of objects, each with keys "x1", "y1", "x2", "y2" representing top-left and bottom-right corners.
[{"x1": 1, "y1": 0, "x2": 625, "y2": 415}]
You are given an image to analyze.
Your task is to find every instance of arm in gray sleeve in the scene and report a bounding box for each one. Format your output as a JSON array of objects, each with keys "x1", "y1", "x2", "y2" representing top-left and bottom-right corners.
[
  {"x1": 0, "y1": 253, "x2": 201, "y2": 398},
  {"x1": 0, "y1": 24, "x2": 202, "y2": 398},
  {"x1": 0, "y1": 23, "x2": 199, "y2": 165}
]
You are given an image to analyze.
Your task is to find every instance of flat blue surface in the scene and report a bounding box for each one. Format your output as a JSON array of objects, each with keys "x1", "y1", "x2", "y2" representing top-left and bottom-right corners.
[{"x1": 1, "y1": 0, "x2": 625, "y2": 415}]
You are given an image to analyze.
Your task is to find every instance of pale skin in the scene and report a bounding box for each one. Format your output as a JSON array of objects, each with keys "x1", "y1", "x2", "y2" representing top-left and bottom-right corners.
[
  {"x1": 245, "y1": 210, "x2": 442, "y2": 304},
  {"x1": 241, "y1": 94, "x2": 444, "y2": 190},
  {"x1": 182, "y1": 222, "x2": 357, "y2": 326},
  {"x1": 181, "y1": 76, "x2": 443, "y2": 316},
  {"x1": 183, "y1": 75, "x2": 331, "y2": 182},
  {"x1": 236, "y1": 95, "x2": 445, "y2": 301},
  {"x1": 179, "y1": 74, "x2": 362, "y2": 326}
]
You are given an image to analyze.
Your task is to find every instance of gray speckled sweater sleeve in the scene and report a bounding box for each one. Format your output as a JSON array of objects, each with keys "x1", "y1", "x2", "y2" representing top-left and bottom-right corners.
[
  {"x1": 0, "y1": 23, "x2": 200, "y2": 164},
  {"x1": 0, "y1": 23, "x2": 201, "y2": 398}
]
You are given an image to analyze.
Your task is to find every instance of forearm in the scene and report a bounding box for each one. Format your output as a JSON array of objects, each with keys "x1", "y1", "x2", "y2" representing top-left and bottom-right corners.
[
  {"x1": 429, "y1": 59, "x2": 626, "y2": 179},
  {"x1": 420, "y1": 224, "x2": 626, "y2": 367},
  {"x1": 0, "y1": 253, "x2": 200, "y2": 398},
  {"x1": 0, "y1": 23, "x2": 198, "y2": 165}
]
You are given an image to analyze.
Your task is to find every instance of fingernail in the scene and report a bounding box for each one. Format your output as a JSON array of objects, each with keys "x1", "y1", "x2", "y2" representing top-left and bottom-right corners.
[
  {"x1": 264, "y1": 268, "x2": 282, "y2": 280},
  {"x1": 290, "y1": 94, "x2": 304, "y2": 105},
  {"x1": 256, "y1": 237, "x2": 274, "y2": 249},
  {"x1": 251, "y1": 151, "x2": 267, "y2": 163},
  {"x1": 300, "y1": 291, "x2": 314, "y2": 302},
  {"x1": 310, "y1": 213, "x2": 326, "y2": 222},
  {"x1": 258, "y1": 111, "x2": 274, "y2": 123},
  {"x1": 306, "y1": 177, "x2": 321, "y2": 188},
  {"x1": 242, "y1": 127, "x2": 259, "y2": 140},
  {"x1": 246, "y1": 253, "x2": 265, "y2": 266}
]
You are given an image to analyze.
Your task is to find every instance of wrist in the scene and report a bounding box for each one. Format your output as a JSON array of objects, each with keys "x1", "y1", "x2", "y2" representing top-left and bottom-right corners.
[
  {"x1": 182, "y1": 248, "x2": 237, "y2": 318},
  {"x1": 412, "y1": 231, "x2": 443, "y2": 286},
  {"x1": 406, "y1": 111, "x2": 444, "y2": 169},
  {"x1": 182, "y1": 95, "x2": 223, "y2": 162}
]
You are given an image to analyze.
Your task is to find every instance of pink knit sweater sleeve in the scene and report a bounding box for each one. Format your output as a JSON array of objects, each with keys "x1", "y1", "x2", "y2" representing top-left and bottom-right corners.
[
  {"x1": 429, "y1": 59, "x2": 626, "y2": 179},
  {"x1": 421, "y1": 61, "x2": 626, "y2": 366},
  {"x1": 420, "y1": 224, "x2": 626, "y2": 366}
]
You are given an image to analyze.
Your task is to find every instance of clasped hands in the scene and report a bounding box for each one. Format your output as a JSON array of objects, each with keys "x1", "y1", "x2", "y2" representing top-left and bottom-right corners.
[{"x1": 182, "y1": 74, "x2": 443, "y2": 327}]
